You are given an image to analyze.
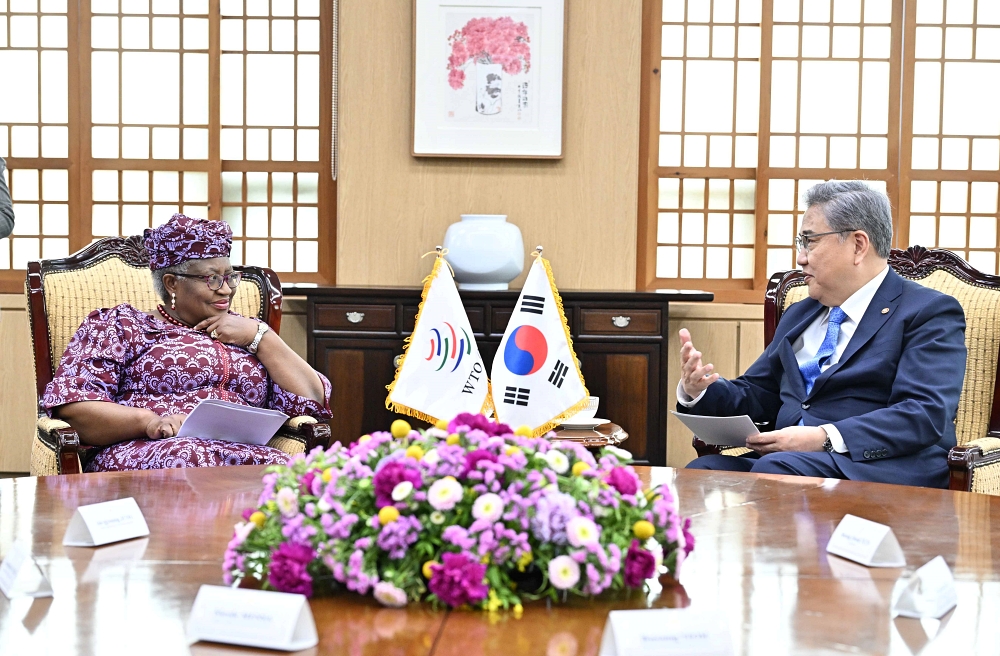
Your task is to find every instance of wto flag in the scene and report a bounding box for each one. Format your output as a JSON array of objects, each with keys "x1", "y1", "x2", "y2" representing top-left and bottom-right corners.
[
  {"x1": 491, "y1": 253, "x2": 589, "y2": 435},
  {"x1": 386, "y1": 254, "x2": 492, "y2": 423}
]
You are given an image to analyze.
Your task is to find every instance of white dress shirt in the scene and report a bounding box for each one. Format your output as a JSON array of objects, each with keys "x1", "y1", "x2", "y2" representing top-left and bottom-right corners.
[{"x1": 678, "y1": 266, "x2": 890, "y2": 454}]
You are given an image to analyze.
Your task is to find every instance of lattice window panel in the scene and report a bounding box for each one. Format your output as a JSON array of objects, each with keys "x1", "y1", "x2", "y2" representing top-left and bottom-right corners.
[
  {"x1": 0, "y1": 0, "x2": 70, "y2": 270},
  {"x1": 90, "y1": 169, "x2": 208, "y2": 237},
  {"x1": 218, "y1": 0, "x2": 322, "y2": 273},
  {"x1": 904, "y1": 0, "x2": 1000, "y2": 273},
  {"x1": 655, "y1": 0, "x2": 761, "y2": 286}
]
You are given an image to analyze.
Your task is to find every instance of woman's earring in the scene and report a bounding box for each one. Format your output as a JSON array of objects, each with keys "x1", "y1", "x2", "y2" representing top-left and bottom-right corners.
[{"x1": 170, "y1": 293, "x2": 176, "y2": 310}]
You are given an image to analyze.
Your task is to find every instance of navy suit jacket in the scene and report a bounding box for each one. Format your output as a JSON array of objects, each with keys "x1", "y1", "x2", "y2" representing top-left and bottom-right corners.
[{"x1": 678, "y1": 269, "x2": 967, "y2": 488}]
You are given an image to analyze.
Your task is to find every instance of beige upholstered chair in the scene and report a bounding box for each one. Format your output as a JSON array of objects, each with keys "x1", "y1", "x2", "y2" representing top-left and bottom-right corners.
[
  {"x1": 26, "y1": 235, "x2": 331, "y2": 475},
  {"x1": 693, "y1": 246, "x2": 1000, "y2": 494}
]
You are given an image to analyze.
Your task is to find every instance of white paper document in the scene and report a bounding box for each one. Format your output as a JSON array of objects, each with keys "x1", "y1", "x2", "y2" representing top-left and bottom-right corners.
[
  {"x1": 0, "y1": 541, "x2": 53, "y2": 599},
  {"x1": 670, "y1": 411, "x2": 759, "y2": 447},
  {"x1": 187, "y1": 585, "x2": 318, "y2": 652},
  {"x1": 599, "y1": 608, "x2": 734, "y2": 656},
  {"x1": 892, "y1": 556, "x2": 958, "y2": 619},
  {"x1": 62, "y1": 497, "x2": 150, "y2": 547},
  {"x1": 826, "y1": 514, "x2": 906, "y2": 568},
  {"x1": 176, "y1": 398, "x2": 288, "y2": 445}
]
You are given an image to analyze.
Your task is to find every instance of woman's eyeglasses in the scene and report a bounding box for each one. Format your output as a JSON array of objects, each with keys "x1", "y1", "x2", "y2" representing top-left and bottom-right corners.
[{"x1": 173, "y1": 271, "x2": 243, "y2": 291}]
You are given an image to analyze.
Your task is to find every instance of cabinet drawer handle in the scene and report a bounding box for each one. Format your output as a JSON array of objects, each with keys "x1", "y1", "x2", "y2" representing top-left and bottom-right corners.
[
  {"x1": 393, "y1": 354, "x2": 403, "y2": 368},
  {"x1": 611, "y1": 315, "x2": 631, "y2": 328},
  {"x1": 346, "y1": 311, "x2": 365, "y2": 324}
]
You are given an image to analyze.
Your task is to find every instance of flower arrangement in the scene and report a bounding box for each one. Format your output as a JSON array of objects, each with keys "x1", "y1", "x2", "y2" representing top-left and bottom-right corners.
[
  {"x1": 447, "y1": 16, "x2": 531, "y2": 90},
  {"x1": 223, "y1": 413, "x2": 694, "y2": 610}
]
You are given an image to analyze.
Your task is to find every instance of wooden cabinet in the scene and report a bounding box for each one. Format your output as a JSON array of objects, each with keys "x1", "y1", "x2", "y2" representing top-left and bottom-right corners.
[{"x1": 296, "y1": 287, "x2": 712, "y2": 466}]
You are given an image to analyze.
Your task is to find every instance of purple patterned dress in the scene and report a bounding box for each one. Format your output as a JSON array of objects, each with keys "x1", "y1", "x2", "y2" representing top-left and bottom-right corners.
[{"x1": 42, "y1": 303, "x2": 332, "y2": 472}]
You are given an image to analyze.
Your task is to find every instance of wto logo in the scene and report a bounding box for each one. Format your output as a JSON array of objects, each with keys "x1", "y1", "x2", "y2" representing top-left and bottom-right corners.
[{"x1": 425, "y1": 322, "x2": 472, "y2": 372}]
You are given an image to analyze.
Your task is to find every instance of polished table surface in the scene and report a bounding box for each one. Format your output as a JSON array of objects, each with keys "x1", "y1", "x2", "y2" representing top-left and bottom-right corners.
[{"x1": 1, "y1": 466, "x2": 999, "y2": 655}]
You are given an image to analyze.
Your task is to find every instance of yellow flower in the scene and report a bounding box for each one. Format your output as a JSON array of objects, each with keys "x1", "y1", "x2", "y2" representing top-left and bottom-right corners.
[
  {"x1": 321, "y1": 468, "x2": 333, "y2": 483},
  {"x1": 513, "y1": 603, "x2": 523, "y2": 618},
  {"x1": 378, "y1": 506, "x2": 401, "y2": 525},
  {"x1": 644, "y1": 488, "x2": 657, "y2": 501},
  {"x1": 390, "y1": 420, "x2": 412, "y2": 438},
  {"x1": 514, "y1": 425, "x2": 533, "y2": 437},
  {"x1": 486, "y1": 589, "x2": 501, "y2": 612},
  {"x1": 435, "y1": 419, "x2": 449, "y2": 430},
  {"x1": 249, "y1": 511, "x2": 266, "y2": 528},
  {"x1": 633, "y1": 520, "x2": 655, "y2": 540},
  {"x1": 446, "y1": 433, "x2": 461, "y2": 445},
  {"x1": 358, "y1": 434, "x2": 372, "y2": 444},
  {"x1": 571, "y1": 461, "x2": 591, "y2": 476},
  {"x1": 480, "y1": 554, "x2": 490, "y2": 564},
  {"x1": 505, "y1": 446, "x2": 521, "y2": 457},
  {"x1": 405, "y1": 444, "x2": 425, "y2": 460},
  {"x1": 516, "y1": 550, "x2": 533, "y2": 572},
  {"x1": 422, "y1": 560, "x2": 438, "y2": 579},
  {"x1": 265, "y1": 500, "x2": 277, "y2": 512}
]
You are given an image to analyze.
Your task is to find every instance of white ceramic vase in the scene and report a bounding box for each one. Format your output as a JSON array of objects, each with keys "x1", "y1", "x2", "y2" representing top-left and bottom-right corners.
[{"x1": 443, "y1": 215, "x2": 524, "y2": 290}]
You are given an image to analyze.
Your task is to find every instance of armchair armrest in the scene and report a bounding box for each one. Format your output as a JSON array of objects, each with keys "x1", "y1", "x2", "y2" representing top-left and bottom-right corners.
[
  {"x1": 36, "y1": 415, "x2": 82, "y2": 475},
  {"x1": 948, "y1": 437, "x2": 1000, "y2": 494},
  {"x1": 276, "y1": 416, "x2": 332, "y2": 453}
]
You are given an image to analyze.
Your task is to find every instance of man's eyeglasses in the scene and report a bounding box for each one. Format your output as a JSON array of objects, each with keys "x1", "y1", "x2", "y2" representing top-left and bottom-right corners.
[
  {"x1": 795, "y1": 229, "x2": 859, "y2": 252},
  {"x1": 172, "y1": 271, "x2": 242, "y2": 291}
]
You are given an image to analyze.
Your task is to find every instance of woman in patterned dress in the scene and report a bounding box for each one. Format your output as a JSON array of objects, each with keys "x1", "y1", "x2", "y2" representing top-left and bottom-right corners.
[{"x1": 42, "y1": 214, "x2": 332, "y2": 472}]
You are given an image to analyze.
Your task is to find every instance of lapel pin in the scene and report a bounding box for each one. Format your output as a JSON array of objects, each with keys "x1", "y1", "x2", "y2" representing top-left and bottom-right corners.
[{"x1": 881, "y1": 308, "x2": 889, "y2": 314}]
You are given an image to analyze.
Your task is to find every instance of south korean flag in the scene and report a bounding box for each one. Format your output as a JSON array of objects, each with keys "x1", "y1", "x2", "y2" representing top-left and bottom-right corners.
[{"x1": 491, "y1": 253, "x2": 589, "y2": 435}]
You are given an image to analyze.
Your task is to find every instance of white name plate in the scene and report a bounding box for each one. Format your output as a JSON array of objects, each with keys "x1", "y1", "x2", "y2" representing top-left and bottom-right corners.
[
  {"x1": 599, "y1": 608, "x2": 734, "y2": 656},
  {"x1": 0, "y1": 541, "x2": 53, "y2": 599},
  {"x1": 892, "y1": 555, "x2": 958, "y2": 619},
  {"x1": 187, "y1": 585, "x2": 318, "y2": 652},
  {"x1": 826, "y1": 514, "x2": 905, "y2": 567},
  {"x1": 62, "y1": 497, "x2": 150, "y2": 547}
]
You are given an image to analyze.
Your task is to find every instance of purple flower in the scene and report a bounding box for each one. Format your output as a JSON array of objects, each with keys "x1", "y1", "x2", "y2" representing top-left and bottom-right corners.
[
  {"x1": 447, "y1": 413, "x2": 512, "y2": 437},
  {"x1": 461, "y1": 449, "x2": 498, "y2": 479},
  {"x1": 529, "y1": 490, "x2": 578, "y2": 544},
  {"x1": 300, "y1": 471, "x2": 316, "y2": 496},
  {"x1": 377, "y1": 515, "x2": 422, "y2": 559},
  {"x1": 623, "y1": 540, "x2": 656, "y2": 588},
  {"x1": 241, "y1": 508, "x2": 254, "y2": 521},
  {"x1": 268, "y1": 542, "x2": 315, "y2": 596},
  {"x1": 428, "y1": 552, "x2": 489, "y2": 607},
  {"x1": 605, "y1": 467, "x2": 639, "y2": 496},
  {"x1": 372, "y1": 462, "x2": 423, "y2": 509}
]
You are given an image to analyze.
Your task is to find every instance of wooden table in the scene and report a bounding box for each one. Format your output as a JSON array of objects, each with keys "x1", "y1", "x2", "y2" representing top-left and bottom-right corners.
[{"x1": 1, "y1": 466, "x2": 998, "y2": 655}]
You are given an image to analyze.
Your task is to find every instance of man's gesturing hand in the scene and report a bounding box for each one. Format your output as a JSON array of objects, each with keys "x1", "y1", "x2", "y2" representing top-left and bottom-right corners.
[{"x1": 679, "y1": 328, "x2": 719, "y2": 399}]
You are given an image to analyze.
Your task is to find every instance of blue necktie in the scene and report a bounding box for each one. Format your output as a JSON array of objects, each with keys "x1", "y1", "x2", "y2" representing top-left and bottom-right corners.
[{"x1": 799, "y1": 307, "x2": 847, "y2": 396}]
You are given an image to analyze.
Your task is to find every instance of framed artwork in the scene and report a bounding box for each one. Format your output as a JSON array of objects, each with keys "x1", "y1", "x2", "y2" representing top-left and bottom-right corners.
[{"x1": 412, "y1": 0, "x2": 566, "y2": 158}]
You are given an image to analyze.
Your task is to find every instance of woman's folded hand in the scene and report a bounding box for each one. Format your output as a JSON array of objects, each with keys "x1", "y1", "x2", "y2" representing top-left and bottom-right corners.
[{"x1": 146, "y1": 414, "x2": 187, "y2": 440}]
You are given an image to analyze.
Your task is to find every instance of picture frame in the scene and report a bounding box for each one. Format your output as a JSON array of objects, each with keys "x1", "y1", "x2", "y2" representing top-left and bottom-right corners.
[{"x1": 412, "y1": 0, "x2": 566, "y2": 158}]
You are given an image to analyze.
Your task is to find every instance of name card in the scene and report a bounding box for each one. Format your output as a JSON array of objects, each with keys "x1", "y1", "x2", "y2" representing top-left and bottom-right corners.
[
  {"x1": 826, "y1": 514, "x2": 905, "y2": 567},
  {"x1": 599, "y1": 608, "x2": 733, "y2": 656},
  {"x1": 62, "y1": 497, "x2": 150, "y2": 547},
  {"x1": 892, "y1": 556, "x2": 958, "y2": 619},
  {"x1": 187, "y1": 585, "x2": 318, "y2": 652},
  {"x1": 0, "y1": 541, "x2": 53, "y2": 599}
]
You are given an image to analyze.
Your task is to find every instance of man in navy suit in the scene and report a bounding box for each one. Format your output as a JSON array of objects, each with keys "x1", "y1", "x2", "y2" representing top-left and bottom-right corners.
[{"x1": 678, "y1": 180, "x2": 966, "y2": 488}]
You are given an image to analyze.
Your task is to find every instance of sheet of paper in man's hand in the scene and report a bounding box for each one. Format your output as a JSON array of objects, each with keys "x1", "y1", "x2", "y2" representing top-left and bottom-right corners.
[
  {"x1": 670, "y1": 411, "x2": 759, "y2": 447},
  {"x1": 176, "y1": 399, "x2": 288, "y2": 445}
]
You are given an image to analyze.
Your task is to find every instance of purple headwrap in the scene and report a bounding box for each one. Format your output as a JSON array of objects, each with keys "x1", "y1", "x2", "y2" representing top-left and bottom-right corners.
[{"x1": 143, "y1": 214, "x2": 233, "y2": 271}]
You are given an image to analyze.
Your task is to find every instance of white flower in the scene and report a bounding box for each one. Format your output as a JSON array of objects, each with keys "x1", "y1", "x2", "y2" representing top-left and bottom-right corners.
[
  {"x1": 373, "y1": 581, "x2": 408, "y2": 608},
  {"x1": 276, "y1": 487, "x2": 299, "y2": 518},
  {"x1": 604, "y1": 445, "x2": 633, "y2": 461},
  {"x1": 545, "y1": 450, "x2": 570, "y2": 474},
  {"x1": 317, "y1": 497, "x2": 332, "y2": 513},
  {"x1": 425, "y1": 427, "x2": 448, "y2": 438},
  {"x1": 548, "y1": 555, "x2": 580, "y2": 590},
  {"x1": 593, "y1": 505, "x2": 611, "y2": 518},
  {"x1": 645, "y1": 537, "x2": 665, "y2": 572},
  {"x1": 391, "y1": 481, "x2": 414, "y2": 501},
  {"x1": 472, "y1": 493, "x2": 505, "y2": 522},
  {"x1": 422, "y1": 449, "x2": 441, "y2": 466},
  {"x1": 427, "y1": 477, "x2": 464, "y2": 511},
  {"x1": 566, "y1": 516, "x2": 600, "y2": 547},
  {"x1": 231, "y1": 521, "x2": 255, "y2": 546},
  {"x1": 430, "y1": 511, "x2": 446, "y2": 525}
]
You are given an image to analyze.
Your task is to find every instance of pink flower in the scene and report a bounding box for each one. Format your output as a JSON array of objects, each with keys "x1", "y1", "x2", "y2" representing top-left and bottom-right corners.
[
  {"x1": 604, "y1": 467, "x2": 639, "y2": 496},
  {"x1": 268, "y1": 542, "x2": 315, "y2": 596},
  {"x1": 462, "y1": 448, "x2": 498, "y2": 478},
  {"x1": 373, "y1": 581, "x2": 408, "y2": 608},
  {"x1": 623, "y1": 540, "x2": 656, "y2": 588},
  {"x1": 428, "y1": 552, "x2": 489, "y2": 607},
  {"x1": 448, "y1": 413, "x2": 512, "y2": 437},
  {"x1": 372, "y1": 462, "x2": 423, "y2": 509}
]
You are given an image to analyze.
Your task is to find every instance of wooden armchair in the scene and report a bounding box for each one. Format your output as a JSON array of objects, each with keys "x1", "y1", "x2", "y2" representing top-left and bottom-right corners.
[
  {"x1": 26, "y1": 235, "x2": 331, "y2": 475},
  {"x1": 693, "y1": 246, "x2": 1000, "y2": 494}
]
